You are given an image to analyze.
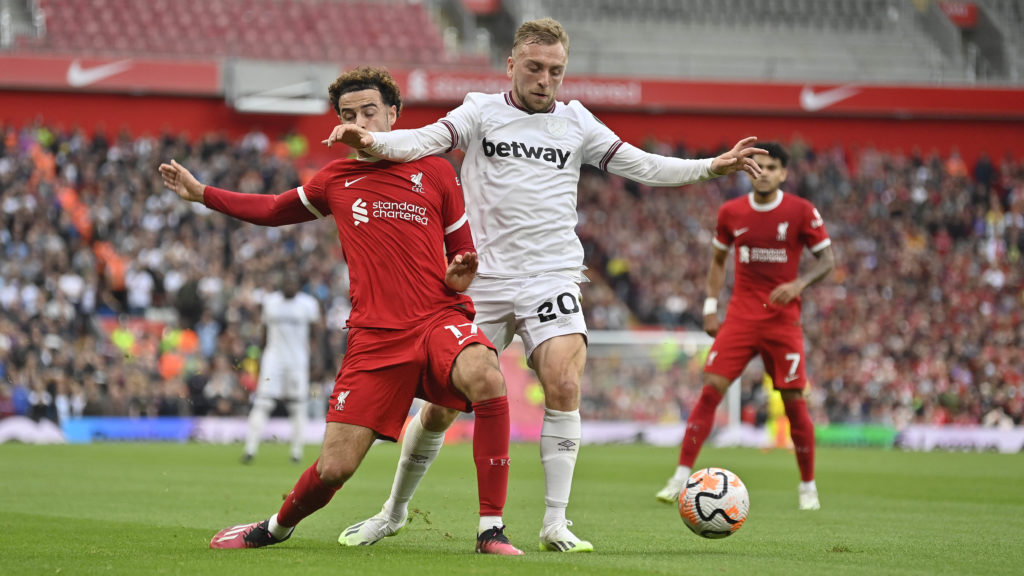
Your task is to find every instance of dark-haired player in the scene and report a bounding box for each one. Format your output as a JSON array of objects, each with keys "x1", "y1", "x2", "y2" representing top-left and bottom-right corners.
[
  {"x1": 655, "y1": 142, "x2": 834, "y2": 511},
  {"x1": 159, "y1": 66, "x2": 522, "y2": 555}
]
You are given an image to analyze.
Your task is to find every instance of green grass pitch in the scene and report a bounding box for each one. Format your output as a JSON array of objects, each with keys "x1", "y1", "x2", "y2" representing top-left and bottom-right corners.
[{"x1": 1, "y1": 441, "x2": 1022, "y2": 575}]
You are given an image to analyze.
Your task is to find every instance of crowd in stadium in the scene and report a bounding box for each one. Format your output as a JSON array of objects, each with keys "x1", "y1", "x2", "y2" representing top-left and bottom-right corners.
[{"x1": 1, "y1": 122, "x2": 1021, "y2": 429}]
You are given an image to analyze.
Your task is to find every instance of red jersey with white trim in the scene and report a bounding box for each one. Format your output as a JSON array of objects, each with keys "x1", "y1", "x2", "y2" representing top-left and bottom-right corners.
[
  {"x1": 712, "y1": 191, "x2": 830, "y2": 324},
  {"x1": 298, "y1": 156, "x2": 473, "y2": 329}
]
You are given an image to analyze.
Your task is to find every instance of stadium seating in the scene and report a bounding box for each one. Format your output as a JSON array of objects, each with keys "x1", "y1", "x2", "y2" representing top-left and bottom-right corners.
[
  {"x1": 21, "y1": 0, "x2": 486, "y2": 68},
  {"x1": 525, "y1": 0, "x2": 968, "y2": 83}
]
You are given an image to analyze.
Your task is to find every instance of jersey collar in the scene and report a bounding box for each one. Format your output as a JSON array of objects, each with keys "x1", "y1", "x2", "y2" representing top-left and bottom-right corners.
[
  {"x1": 505, "y1": 91, "x2": 556, "y2": 114},
  {"x1": 748, "y1": 190, "x2": 784, "y2": 212}
]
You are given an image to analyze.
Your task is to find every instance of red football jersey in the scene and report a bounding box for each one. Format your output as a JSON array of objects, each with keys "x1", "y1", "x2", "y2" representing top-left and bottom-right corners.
[
  {"x1": 713, "y1": 191, "x2": 830, "y2": 324},
  {"x1": 297, "y1": 156, "x2": 474, "y2": 329}
]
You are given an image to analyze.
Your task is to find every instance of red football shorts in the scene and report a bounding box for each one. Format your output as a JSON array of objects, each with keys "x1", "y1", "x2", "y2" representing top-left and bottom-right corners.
[
  {"x1": 326, "y1": 307, "x2": 495, "y2": 441},
  {"x1": 703, "y1": 319, "x2": 808, "y2": 390}
]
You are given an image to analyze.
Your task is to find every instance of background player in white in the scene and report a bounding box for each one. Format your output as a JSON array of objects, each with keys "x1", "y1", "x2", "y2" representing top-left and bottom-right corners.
[
  {"x1": 325, "y1": 17, "x2": 765, "y2": 552},
  {"x1": 242, "y1": 270, "x2": 323, "y2": 464}
]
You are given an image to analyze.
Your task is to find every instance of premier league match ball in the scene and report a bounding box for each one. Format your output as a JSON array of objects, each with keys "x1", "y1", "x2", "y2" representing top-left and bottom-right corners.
[{"x1": 678, "y1": 467, "x2": 750, "y2": 539}]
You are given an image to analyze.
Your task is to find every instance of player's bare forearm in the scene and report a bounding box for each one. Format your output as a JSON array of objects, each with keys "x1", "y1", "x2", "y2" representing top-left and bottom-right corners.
[
  {"x1": 445, "y1": 252, "x2": 478, "y2": 292},
  {"x1": 769, "y1": 246, "x2": 835, "y2": 304}
]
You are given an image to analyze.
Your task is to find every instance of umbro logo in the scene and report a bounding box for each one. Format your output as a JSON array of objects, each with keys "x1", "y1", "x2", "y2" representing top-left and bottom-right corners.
[
  {"x1": 557, "y1": 439, "x2": 577, "y2": 452},
  {"x1": 352, "y1": 199, "x2": 368, "y2": 226}
]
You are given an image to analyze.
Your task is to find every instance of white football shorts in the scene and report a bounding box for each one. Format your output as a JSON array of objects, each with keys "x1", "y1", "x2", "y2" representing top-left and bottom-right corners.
[
  {"x1": 466, "y1": 271, "x2": 588, "y2": 363},
  {"x1": 256, "y1": 356, "x2": 310, "y2": 401}
]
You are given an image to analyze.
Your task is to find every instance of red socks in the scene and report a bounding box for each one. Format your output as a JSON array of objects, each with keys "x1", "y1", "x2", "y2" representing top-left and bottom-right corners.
[
  {"x1": 277, "y1": 460, "x2": 340, "y2": 527},
  {"x1": 679, "y1": 385, "x2": 724, "y2": 467},
  {"x1": 472, "y1": 396, "x2": 510, "y2": 517},
  {"x1": 784, "y1": 397, "x2": 816, "y2": 482}
]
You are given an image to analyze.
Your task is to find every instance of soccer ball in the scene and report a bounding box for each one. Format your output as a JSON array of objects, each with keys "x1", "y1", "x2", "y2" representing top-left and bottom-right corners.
[{"x1": 678, "y1": 467, "x2": 749, "y2": 539}]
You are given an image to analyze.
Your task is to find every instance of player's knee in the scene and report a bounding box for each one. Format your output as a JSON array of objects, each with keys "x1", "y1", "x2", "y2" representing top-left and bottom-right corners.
[
  {"x1": 462, "y1": 366, "x2": 506, "y2": 402},
  {"x1": 779, "y1": 389, "x2": 802, "y2": 404},
  {"x1": 421, "y1": 403, "x2": 460, "y2": 431},
  {"x1": 703, "y1": 374, "x2": 731, "y2": 395},
  {"x1": 317, "y1": 457, "x2": 357, "y2": 487},
  {"x1": 540, "y1": 376, "x2": 580, "y2": 409}
]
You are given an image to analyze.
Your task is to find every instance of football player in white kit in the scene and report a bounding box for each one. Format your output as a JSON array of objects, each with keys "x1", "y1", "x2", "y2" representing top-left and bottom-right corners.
[
  {"x1": 242, "y1": 271, "x2": 322, "y2": 464},
  {"x1": 324, "y1": 18, "x2": 765, "y2": 552}
]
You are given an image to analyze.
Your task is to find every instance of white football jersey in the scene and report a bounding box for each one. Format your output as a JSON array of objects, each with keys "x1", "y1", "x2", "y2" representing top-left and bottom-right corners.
[
  {"x1": 260, "y1": 291, "x2": 320, "y2": 365},
  {"x1": 370, "y1": 91, "x2": 716, "y2": 278}
]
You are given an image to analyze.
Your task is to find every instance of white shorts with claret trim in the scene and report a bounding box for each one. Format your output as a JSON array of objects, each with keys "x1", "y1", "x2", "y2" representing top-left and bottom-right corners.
[{"x1": 466, "y1": 272, "x2": 588, "y2": 363}]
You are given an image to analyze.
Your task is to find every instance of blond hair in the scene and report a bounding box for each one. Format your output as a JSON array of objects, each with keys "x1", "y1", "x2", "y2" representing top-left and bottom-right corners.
[{"x1": 512, "y1": 17, "x2": 569, "y2": 56}]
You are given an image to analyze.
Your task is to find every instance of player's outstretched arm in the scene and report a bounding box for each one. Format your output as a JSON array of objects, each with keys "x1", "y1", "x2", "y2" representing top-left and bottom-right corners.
[
  {"x1": 322, "y1": 124, "x2": 375, "y2": 150},
  {"x1": 709, "y1": 137, "x2": 767, "y2": 178},
  {"x1": 445, "y1": 252, "x2": 478, "y2": 293},
  {"x1": 158, "y1": 159, "x2": 206, "y2": 203}
]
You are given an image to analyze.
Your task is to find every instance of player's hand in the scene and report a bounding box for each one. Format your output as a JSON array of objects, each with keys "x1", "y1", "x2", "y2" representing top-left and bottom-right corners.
[
  {"x1": 445, "y1": 251, "x2": 478, "y2": 292},
  {"x1": 769, "y1": 281, "x2": 803, "y2": 306},
  {"x1": 322, "y1": 124, "x2": 375, "y2": 149},
  {"x1": 709, "y1": 137, "x2": 767, "y2": 178},
  {"x1": 158, "y1": 159, "x2": 206, "y2": 203},
  {"x1": 703, "y1": 312, "x2": 721, "y2": 338}
]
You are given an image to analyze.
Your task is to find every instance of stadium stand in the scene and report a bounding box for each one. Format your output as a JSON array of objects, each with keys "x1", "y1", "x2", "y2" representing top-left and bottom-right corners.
[
  {"x1": 501, "y1": 0, "x2": 952, "y2": 83},
  {"x1": 8, "y1": 0, "x2": 487, "y2": 68},
  {"x1": 0, "y1": 1, "x2": 1022, "y2": 437},
  {"x1": 1, "y1": 123, "x2": 1021, "y2": 428}
]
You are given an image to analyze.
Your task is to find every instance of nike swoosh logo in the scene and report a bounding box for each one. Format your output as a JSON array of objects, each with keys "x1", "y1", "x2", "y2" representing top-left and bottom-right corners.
[
  {"x1": 345, "y1": 176, "x2": 367, "y2": 187},
  {"x1": 799, "y1": 85, "x2": 859, "y2": 112},
  {"x1": 66, "y1": 59, "x2": 134, "y2": 87},
  {"x1": 734, "y1": 228, "x2": 749, "y2": 237}
]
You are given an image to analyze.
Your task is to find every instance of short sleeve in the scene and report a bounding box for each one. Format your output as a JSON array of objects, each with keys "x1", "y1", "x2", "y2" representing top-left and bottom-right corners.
[
  {"x1": 713, "y1": 204, "x2": 733, "y2": 250},
  {"x1": 297, "y1": 165, "x2": 335, "y2": 218},
  {"x1": 802, "y1": 202, "x2": 830, "y2": 252}
]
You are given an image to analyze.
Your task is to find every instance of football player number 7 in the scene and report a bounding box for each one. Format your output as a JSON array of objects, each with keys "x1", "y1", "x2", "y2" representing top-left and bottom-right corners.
[{"x1": 785, "y1": 353, "x2": 801, "y2": 379}]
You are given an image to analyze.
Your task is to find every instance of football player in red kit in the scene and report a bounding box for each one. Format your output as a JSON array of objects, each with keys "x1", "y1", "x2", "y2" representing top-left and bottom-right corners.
[
  {"x1": 656, "y1": 142, "x2": 835, "y2": 511},
  {"x1": 159, "y1": 66, "x2": 522, "y2": 555}
]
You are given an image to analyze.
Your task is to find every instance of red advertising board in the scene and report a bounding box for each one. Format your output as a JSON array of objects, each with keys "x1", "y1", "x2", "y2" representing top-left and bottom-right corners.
[
  {"x1": 388, "y1": 68, "x2": 1024, "y2": 119},
  {"x1": 1, "y1": 54, "x2": 1022, "y2": 120},
  {"x1": 0, "y1": 55, "x2": 220, "y2": 95}
]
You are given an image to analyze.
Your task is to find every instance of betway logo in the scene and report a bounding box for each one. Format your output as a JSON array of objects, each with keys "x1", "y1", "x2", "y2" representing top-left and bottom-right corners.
[{"x1": 481, "y1": 138, "x2": 570, "y2": 169}]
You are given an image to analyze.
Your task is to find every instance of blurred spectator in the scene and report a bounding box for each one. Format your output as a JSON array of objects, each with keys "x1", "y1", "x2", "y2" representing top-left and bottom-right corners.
[{"x1": 1, "y1": 121, "x2": 1020, "y2": 429}]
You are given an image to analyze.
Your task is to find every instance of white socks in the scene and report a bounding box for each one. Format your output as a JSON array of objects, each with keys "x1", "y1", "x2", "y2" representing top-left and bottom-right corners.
[
  {"x1": 383, "y1": 413, "x2": 445, "y2": 524},
  {"x1": 800, "y1": 480, "x2": 817, "y2": 492},
  {"x1": 478, "y1": 515, "x2": 503, "y2": 534},
  {"x1": 243, "y1": 396, "x2": 275, "y2": 456},
  {"x1": 672, "y1": 465, "x2": 692, "y2": 483},
  {"x1": 540, "y1": 408, "x2": 581, "y2": 527},
  {"x1": 267, "y1": 513, "x2": 294, "y2": 539}
]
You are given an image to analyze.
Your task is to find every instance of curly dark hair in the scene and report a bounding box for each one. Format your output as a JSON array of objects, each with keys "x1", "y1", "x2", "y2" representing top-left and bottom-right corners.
[{"x1": 327, "y1": 66, "x2": 402, "y2": 117}]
